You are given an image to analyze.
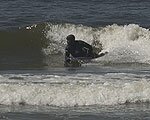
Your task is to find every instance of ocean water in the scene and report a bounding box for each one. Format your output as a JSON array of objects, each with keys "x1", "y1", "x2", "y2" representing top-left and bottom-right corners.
[{"x1": 1, "y1": 0, "x2": 150, "y2": 120}]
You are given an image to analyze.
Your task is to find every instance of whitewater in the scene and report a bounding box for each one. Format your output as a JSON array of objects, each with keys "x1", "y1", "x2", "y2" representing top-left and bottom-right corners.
[
  {"x1": 43, "y1": 23, "x2": 150, "y2": 65},
  {"x1": 0, "y1": 23, "x2": 150, "y2": 108},
  {"x1": 1, "y1": 0, "x2": 150, "y2": 119},
  {"x1": 1, "y1": 70, "x2": 150, "y2": 107}
]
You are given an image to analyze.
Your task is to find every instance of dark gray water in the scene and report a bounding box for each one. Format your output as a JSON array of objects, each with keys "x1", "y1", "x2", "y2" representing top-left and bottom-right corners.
[
  {"x1": 1, "y1": 0, "x2": 150, "y2": 120},
  {"x1": 1, "y1": 103, "x2": 150, "y2": 120},
  {"x1": 1, "y1": 0, "x2": 150, "y2": 30}
]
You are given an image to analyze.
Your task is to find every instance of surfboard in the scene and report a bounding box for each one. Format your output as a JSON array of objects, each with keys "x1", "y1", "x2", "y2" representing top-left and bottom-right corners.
[
  {"x1": 64, "y1": 58, "x2": 82, "y2": 67},
  {"x1": 64, "y1": 51, "x2": 108, "y2": 67}
]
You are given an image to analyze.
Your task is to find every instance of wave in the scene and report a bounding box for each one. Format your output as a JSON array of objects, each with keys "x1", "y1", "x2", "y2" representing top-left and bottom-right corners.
[
  {"x1": 0, "y1": 24, "x2": 48, "y2": 52},
  {"x1": 0, "y1": 23, "x2": 49, "y2": 69},
  {"x1": 1, "y1": 22, "x2": 150, "y2": 68},
  {"x1": 0, "y1": 73, "x2": 150, "y2": 106},
  {"x1": 44, "y1": 23, "x2": 150, "y2": 65}
]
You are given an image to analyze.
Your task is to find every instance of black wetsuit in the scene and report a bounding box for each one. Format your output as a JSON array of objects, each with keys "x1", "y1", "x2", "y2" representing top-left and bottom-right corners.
[
  {"x1": 65, "y1": 40, "x2": 96, "y2": 59},
  {"x1": 64, "y1": 40, "x2": 106, "y2": 67}
]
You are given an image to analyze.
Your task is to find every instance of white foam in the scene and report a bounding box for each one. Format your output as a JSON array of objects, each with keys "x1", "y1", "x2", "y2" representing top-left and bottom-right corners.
[
  {"x1": 0, "y1": 73, "x2": 150, "y2": 106},
  {"x1": 43, "y1": 23, "x2": 96, "y2": 55},
  {"x1": 44, "y1": 23, "x2": 150, "y2": 64},
  {"x1": 94, "y1": 24, "x2": 150, "y2": 64},
  {"x1": 0, "y1": 80, "x2": 150, "y2": 106}
]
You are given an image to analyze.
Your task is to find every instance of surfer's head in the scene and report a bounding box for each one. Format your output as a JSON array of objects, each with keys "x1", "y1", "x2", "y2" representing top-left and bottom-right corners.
[{"x1": 66, "y1": 34, "x2": 75, "y2": 45}]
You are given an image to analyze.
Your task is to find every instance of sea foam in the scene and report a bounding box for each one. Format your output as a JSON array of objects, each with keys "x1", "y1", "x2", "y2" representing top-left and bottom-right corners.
[
  {"x1": 44, "y1": 23, "x2": 150, "y2": 64},
  {"x1": 0, "y1": 73, "x2": 150, "y2": 106}
]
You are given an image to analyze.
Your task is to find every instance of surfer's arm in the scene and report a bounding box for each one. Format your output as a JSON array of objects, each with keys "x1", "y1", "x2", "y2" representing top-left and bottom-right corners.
[
  {"x1": 65, "y1": 49, "x2": 70, "y2": 58},
  {"x1": 93, "y1": 51, "x2": 108, "y2": 58},
  {"x1": 98, "y1": 51, "x2": 108, "y2": 57},
  {"x1": 65, "y1": 45, "x2": 72, "y2": 57}
]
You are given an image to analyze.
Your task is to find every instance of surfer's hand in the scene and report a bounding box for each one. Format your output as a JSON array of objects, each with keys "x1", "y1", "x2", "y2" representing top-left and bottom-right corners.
[
  {"x1": 98, "y1": 51, "x2": 108, "y2": 55},
  {"x1": 104, "y1": 51, "x2": 108, "y2": 54}
]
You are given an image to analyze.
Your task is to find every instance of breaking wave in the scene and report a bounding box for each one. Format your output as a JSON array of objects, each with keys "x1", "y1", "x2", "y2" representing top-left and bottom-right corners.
[
  {"x1": 0, "y1": 73, "x2": 150, "y2": 106},
  {"x1": 44, "y1": 23, "x2": 150, "y2": 65},
  {"x1": 1, "y1": 22, "x2": 150, "y2": 68}
]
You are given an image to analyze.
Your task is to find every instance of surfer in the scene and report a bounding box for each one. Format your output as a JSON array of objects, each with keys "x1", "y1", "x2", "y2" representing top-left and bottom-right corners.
[{"x1": 64, "y1": 34, "x2": 107, "y2": 67}]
